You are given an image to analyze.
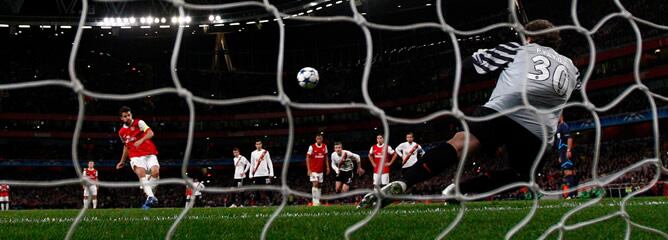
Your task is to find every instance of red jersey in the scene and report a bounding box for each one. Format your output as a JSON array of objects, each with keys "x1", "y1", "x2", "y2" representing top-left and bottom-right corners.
[
  {"x1": 84, "y1": 168, "x2": 98, "y2": 181},
  {"x1": 307, "y1": 143, "x2": 328, "y2": 173},
  {"x1": 118, "y1": 119, "x2": 158, "y2": 158},
  {"x1": 0, "y1": 184, "x2": 9, "y2": 197},
  {"x1": 370, "y1": 144, "x2": 394, "y2": 174}
]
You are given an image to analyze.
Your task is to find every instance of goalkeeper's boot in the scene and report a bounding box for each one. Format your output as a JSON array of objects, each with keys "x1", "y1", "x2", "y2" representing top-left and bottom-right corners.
[
  {"x1": 441, "y1": 184, "x2": 461, "y2": 205},
  {"x1": 142, "y1": 196, "x2": 159, "y2": 210},
  {"x1": 357, "y1": 181, "x2": 406, "y2": 209}
]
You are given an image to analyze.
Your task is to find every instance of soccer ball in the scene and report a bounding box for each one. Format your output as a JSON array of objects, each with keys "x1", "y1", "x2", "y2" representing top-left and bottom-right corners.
[{"x1": 297, "y1": 67, "x2": 319, "y2": 89}]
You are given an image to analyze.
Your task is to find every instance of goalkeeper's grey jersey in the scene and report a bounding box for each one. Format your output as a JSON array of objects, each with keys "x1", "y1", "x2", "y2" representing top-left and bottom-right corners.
[{"x1": 472, "y1": 42, "x2": 579, "y2": 145}]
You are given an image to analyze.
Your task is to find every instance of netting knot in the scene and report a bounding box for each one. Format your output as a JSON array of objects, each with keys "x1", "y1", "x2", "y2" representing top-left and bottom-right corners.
[
  {"x1": 440, "y1": 24, "x2": 454, "y2": 33},
  {"x1": 584, "y1": 102, "x2": 597, "y2": 112},
  {"x1": 451, "y1": 109, "x2": 465, "y2": 120},
  {"x1": 354, "y1": 14, "x2": 366, "y2": 25},
  {"x1": 620, "y1": 10, "x2": 633, "y2": 19},
  {"x1": 264, "y1": 4, "x2": 278, "y2": 14},
  {"x1": 170, "y1": 0, "x2": 185, "y2": 6},
  {"x1": 279, "y1": 94, "x2": 290, "y2": 106},
  {"x1": 177, "y1": 88, "x2": 192, "y2": 98},
  {"x1": 71, "y1": 81, "x2": 84, "y2": 94},
  {"x1": 637, "y1": 84, "x2": 649, "y2": 93}
]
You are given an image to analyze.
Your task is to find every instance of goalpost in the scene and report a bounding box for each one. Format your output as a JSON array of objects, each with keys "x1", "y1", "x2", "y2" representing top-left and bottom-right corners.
[{"x1": 0, "y1": 0, "x2": 667, "y2": 239}]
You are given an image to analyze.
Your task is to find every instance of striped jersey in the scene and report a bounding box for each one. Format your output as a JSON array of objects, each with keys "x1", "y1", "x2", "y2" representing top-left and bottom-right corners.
[
  {"x1": 330, "y1": 150, "x2": 361, "y2": 173},
  {"x1": 473, "y1": 42, "x2": 579, "y2": 145},
  {"x1": 250, "y1": 149, "x2": 274, "y2": 178}
]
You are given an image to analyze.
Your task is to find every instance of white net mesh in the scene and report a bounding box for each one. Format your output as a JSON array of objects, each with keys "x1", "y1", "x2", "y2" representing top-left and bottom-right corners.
[{"x1": 1, "y1": 0, "x2": 667, "y2": 239}]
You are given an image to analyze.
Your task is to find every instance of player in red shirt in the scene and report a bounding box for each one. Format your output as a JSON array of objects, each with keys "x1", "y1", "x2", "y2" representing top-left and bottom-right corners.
[
  {"x1": 306, "y1": 134, "x2": 330, "y2": 206},
  {"x1": 368, "y1": 134, "x2": 397, "y2": 186},
  {"x1": 115, "y1": 106, "x2": 160, "y2": 209},
  {"x1": 0, "y1": 184, "x2": 9, "y2": 211},
  {"x1": 83, "y1": 160, "x2": 99, "y2": 209}
]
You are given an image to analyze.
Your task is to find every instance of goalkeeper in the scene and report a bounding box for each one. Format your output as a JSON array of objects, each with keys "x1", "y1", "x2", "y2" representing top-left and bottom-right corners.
[{"x1": 359, "y1": 19, "x2": 580, "y2": 208}]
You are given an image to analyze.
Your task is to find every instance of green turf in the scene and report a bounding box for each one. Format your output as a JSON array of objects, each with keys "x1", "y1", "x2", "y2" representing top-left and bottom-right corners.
[{"x1": 0, "y1": 197, "x2": 666, "y2": 239}]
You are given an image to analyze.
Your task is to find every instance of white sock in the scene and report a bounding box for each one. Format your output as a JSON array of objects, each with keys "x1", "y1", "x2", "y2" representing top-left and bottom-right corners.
[
  {"x1": 1, "y1": 203, "x2": 5, "y2": 210},
  {"x1": 148, "y1": 176, "x2": 159, "y2": 195},
  {"x1": 141, "y1": 177, "x2": 155, "y2": 198},
  {"x1": 93, "y1": 200, "x2": 97, "y2": 209},
  {"x1": 317, "y1": 188, "x2": 322, "y2": 203},
  {"x1": 83, "y1": 199, "x2": 87, "y2": 207},
  {"x1": 312, "y1": 187, "x2": 321, "y2": 204}
]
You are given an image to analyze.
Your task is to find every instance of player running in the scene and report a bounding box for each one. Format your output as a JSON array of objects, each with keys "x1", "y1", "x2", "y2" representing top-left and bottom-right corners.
[
  {"x1": 395, "y1": 132, "x2": 425, "y2": 177},
  {"x1": 83, "y1": 160, "x2": 99, "y2": 209},
  {"x1": 115, "y1": 106, "x2": 161, "y2": 209},
  {"x1": 358, "y1": 19, "x2": 580, "y2": 208},
  {"x1": 306, "y1": 134, "x2": 330, "y2": 206},
  {"x1": 331, "y1": 142, "x2": 365, "y2": 195},
  {"x1": 368, "y1": 134, "x2": 397, "y2": 186}
]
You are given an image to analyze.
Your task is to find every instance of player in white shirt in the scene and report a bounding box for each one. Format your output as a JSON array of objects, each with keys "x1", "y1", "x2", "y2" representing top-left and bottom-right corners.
[
  {"x1": 232, "y1": 147, "x2": 250, "y2": 207},
  {"x1": 250, "y1": 140, "x2": 274, "y2": 184},
  {"x1": 185, "y1": 178, "x2": 206, "y2": 207},
  {"x1": 233, "y1": 147, "x2": 250, "y2": 187},
  {"x1": 331, "y1": 142, "x2": 365, "y2": 194},
  {"x1": 394, "y1": 132, "x2": 425, "y2": 177}
]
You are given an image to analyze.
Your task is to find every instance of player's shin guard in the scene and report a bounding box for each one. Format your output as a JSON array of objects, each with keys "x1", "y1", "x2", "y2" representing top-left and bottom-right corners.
[
  {"x1": 402, "y1": 142, "x2": 458, "y2": 187},
  {"x1": 141, "y1": 177, "x2": 155, "y2": 198}
]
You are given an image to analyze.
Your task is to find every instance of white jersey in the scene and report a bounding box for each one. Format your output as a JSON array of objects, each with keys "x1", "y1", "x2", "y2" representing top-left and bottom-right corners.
[
  {"x1": 250, "y1": 149, "x2": 274, "y2": 178},
  {"x1": 474, "y1": 42, "x2": 579, "y2": 145},
  {"x1": 193, "y1": 182, "x2": 205, "y2": 196},
  {"x1": 395, "y1": 142, "x2": 424, "y2": 168},
  {"x1": 331, "y1": 150, "x2": 361, "y2": 173},
  {"x1": 233, "y1": 155, "x2": 250, "y2": 179}
]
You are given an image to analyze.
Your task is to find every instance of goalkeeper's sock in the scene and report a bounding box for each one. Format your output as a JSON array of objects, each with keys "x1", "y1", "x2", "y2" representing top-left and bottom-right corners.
[
  {"x1": 141, "y1": 177, "x2": 155, "y2": 198},
  {"x1": 459, "y1": 169, "x2": 523, "y2": 194},
  {"x1": 92, "y1": 200, "x2": 97, "y2": 209},
  {"x1": 402, "y1": 142, "x2": 457, "y2": 187}
]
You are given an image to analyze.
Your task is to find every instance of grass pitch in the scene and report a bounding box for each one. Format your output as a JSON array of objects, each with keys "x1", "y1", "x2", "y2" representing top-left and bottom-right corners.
[{"x1": 0, "y1": 197, "x2": 667, "y2": 239}]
